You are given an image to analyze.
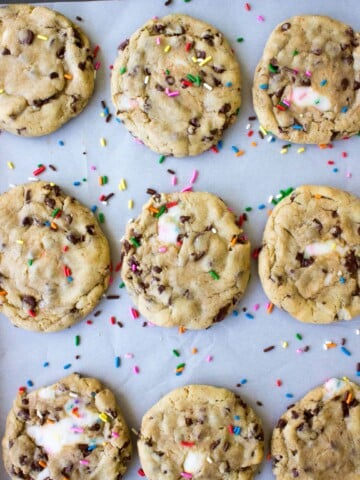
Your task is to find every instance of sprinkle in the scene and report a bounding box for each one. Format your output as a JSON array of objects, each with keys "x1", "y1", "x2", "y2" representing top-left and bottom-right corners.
[
  {"x1": 297, "y1": 147, "x2": 305, "y2": 153},
  {"x1": 80, "y1": 460, "x2": 89, "y2": 466},
  {"x1": 133, "y1": 366, "x2": 140, "y2": 374},
  {"x1": 115, "y1": 356, "x2": 121, "y2": 368},
  {"x1": 295, "y1": 333, "x2": 303, "y2": 341},
  {"x1": 266, "y1": 302, "x2": 274, "y2": 314},
  {"x1": 181, "y1": 441, "x2": 195, "y2": 447},
  {"x1": 258, "y1": 204, "x2": 266, "y2": 210},
  {"x1": 26, "y1": 380, "x2": 33, "y2": 387},
  {"x1": 128, "y1": 199, "x2": 134, "y2": 209},
  {"x1": 292, "y1": 124, "x2": 303, "y2": 130},
  {"x1": 64, "y1": 73, "x2": 73, "y2": 80},
  {"x1": 156, "y1": 37, "x2": 161, "y2": 45},
  {"x1": 320, "y1": 79, "x2": 327, "y2": 87},
  {"x1": 43, "y1": 362, "x2": 49, "y2": 367},
  {"x1": 263, "y1": 345, "x2": 275, "y2": 352},
  {"x1": 259, "y1": 84, "x2": 269, "y2": 90},
  {"x1": 341, "y1": 106, "x2": 348, "y2": 113},
  {"x1": 206, "y1": 355, "x2": 213, "y2": 362},
  {"x1": 172, "y1": 349, "x2": 180, "y2": 357},
  {"x1": 119, "y1": 179, "x2": 127, "y2": 190},
  {"x1": 285, "y1": 393, "x2": 294, "y2": 398},
  {"x1": 209, "y1": 270, "x2": 219, "y2": 280},
  {"x1": 130, "y1": 237, "x2": 140, "y2": 248},
  {"x1": 305, "y1": 70, "x2": 312, "y2": 77},
  {"x1": 245, "y1": 2, "x2": 251, "y2": 10},
  {"x1": 63, "y1": 363, "x2": 72, "y2": 369},
  {"x1": 75, "y1": 335, "x2": 80, "y2": 346},
  {"x1": 0, "y1": 89, "x2": 4, "y2": 94},
  {"x1": 237, "y1": 37, "x2": 244, "y2": 42},
  {"x1": 180, "y1": 473, "x2": 192, "y2": 479},
  {"x1": 257, "y1": 15, "x2": 265, "y2": 22},
  {"x1": 99, "y1": 412, "x2": 109, "y2": 422},
  {"x1": 240, "y1": 378, "x2": 247, "y2": 385},
  {"x1": 100, "y1": 138, "x2": 106, "y2": 147},
  {"x1": 199, "y1": 56, "x2": 212, "y2": 67},
  {"x1": 203, "y1": 82, "x2": 213, "y2": 91},
  {"x1": 189, "y1": 170, "x2": 198, "y2": 184},
  {"x1": 130, "y1": 307, "x2": 139, "y2": 319},
  {"x1": 245, "y1": 312, "x2": 254, "y2": 319},
  {"x1": 159, "y1": 155, "x2": 166, "y2": 164},
  {"x1": 276, "y1": 379, "x2": 282, "y2": 387},
  {"x1": 37, "y1": 34, "x2": 48, "y2": 41},
  {"x1": 7, "y1": 162, "x2": 14, "y2": 169},
  {"x1": 33, "y1": 165, "x2": 46, "y2": 176},
  {"x1": 158, "y1": 246, "x2": 167, "y2": 253},
  {"x1": 164, "y1": 45, "x2": 171, "y2": 53},
  {"x1": 340, "y1": 346, "x2": 351, "y2": 356},
  {"x1": 119, "y1": 66, "x2": 127, "y2": 74}
]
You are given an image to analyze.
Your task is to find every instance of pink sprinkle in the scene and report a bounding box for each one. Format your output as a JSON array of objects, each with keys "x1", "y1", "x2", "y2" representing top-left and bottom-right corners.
[
  {"x1": 125, "y1": 353, "x2": 134, "y2": 359},
  {"x1": 282, "y1": 99, "x2": 291, "y2": 107},
  {"x1": 158, "y1": 246, "x2": 167, "y2": 253},
  {"x1": 298, "y1": 92, "x2": 307, "y2": 100},
  {"x1": 112, "y1": 431, "x2": 119, "y2": 438},
  {"x1": 90, "y1": 165, "x2": 96, "y2": 171},
  {"x1": 130, "y1": 307, "x2": 139, "y2": 319},
  {"x1": 181, "y1": 473, "x2": 193, "y2": 479},
  {"x1": 94, "y1": 61, "x2": 101, "y2": 70},
  {"x1": 134, "y1": 138, "x2": 144, "y2": 145},
  {"x1": 147, "y1": 321, "x2": 156, "y2": 327},
  {"x1": 168, "y1": 91, "x2": 180, "y2": 97},
  {"x1": 181, "y1": 186, "x2": 193, "y2": 193},
  {"x1": 156, "y1": 37, "x2": 161, "y2": 45},
  {"x1": 305, "y1": 70, "x2": 312, "y2": 77},
  {"x1": 172, "y1": 175, "x2": 177, "y2": 185},
  {"x1": 346, "y1": 172, "x2": 352, "y2": 178},
  {"x1": 257, "y1": 15, "x2": 265, "y2": 22},
  {"x1": 133, "y1": 366, "x2": 140, "y2": 374},
  {"x1": 206, "y1": 355, "x2": 213, "y2": 362},
  {"x1": 253, "y1": 304, "x2": 260, "y2": 311},
  {"x1": 80, "y1": 459, "x2": 90, "y2": 465},
  {"x1": 189, "y1": 170, "x2": 198, "y2": 184},
  {"x1": 296, "y1": 348, "x2": 303, "y2": 354},
  {"x1": 131, "y1": 264, "x2": 137, "y2": 272},
  {"x1": 71, "y1": 427, "x2": 84, "y2": 433}
]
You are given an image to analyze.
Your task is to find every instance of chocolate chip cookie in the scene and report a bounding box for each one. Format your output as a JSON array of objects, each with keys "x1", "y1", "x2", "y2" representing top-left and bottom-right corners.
[
  {"x1": 138, "y1": 385, "x2": 264, "y2": 480},
  {"x1": 2, "y1": 373, "x2": 132, "y2": 480},
  {"x1": 0, "y1": 4, "x2": 94, "y2": 136},
  {"x1": 272, "y1": 378, "x2": 360, "y2": 479},
  {"x1": 121, "y1": 191, "x2": 250, "y2": 329},
  {"x1": 111, "y1": 14, "x2": 241, "y2": 157},
  {"x1": 258, "y1": 185, "x2": 360, "y2": 324},
  {"x1": 0, "y1": 182, "x2": 110, "y2": 332},
  {"x1": 253, "y1": 16, "x2": 360, "y2": 144}
]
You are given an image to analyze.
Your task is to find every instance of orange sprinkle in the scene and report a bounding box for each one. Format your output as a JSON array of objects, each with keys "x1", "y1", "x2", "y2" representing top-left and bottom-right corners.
[
  {"x1": 50, "y1": 222, "x2": 58, "y2": 230},
  {"x1": 250, "y1": 142, "x2": 257, "y2": 147},
  {"x1": 314, "y1": 194, "x2": 322, "y2": 199},
  {"x1": 235, "y1": 150, "x2": 245, "y2": 156},
  {"x1": 46, "y1": 419, "x2": 55, "y2": 424},
  {"x1": 318, "y1": 144, "x2": 328, "y2": 149},
  {"x1": 230, "y1": 236, "x2": 237, "y2": 247},
  {"x1": 64, "y1": 73, "x2": 73, "y2": 80},
  {"x1": 0, "y1": 290, "x2": 7, "y2": 295},
  {"x1": 266, "y1": 453, "x2": 272, "y2": 462},
  {"x1": 191, "y1": 348, "x2": 198, "y2": 354},
  {"x1": 178, "y1": 326, "x2": 186, "y2": 334},
  {"x1": 38, "y1": 460, "x2": 47, "y2": 468},
  {"x1": 72, "y1": 407, "x2": 80, "y2": 418},
  {"x1": 266, "y1": 303, "x2": 274, "y2": 314},
  {"x1": 148, "y1": 206, "x2": 159, "y2": 213},
  {"x1": 346, "y1": 392, "x2": 353, "y2": 404},
  {"x1": 326, "y1": 342, "x2": 337, "y2": 349},
  {"x1": 267, "y1": 209, "x2": 273, "y2": 216}
]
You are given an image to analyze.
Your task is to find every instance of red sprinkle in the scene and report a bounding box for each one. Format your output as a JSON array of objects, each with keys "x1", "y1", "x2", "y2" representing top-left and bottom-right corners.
[
  {"x1": 33, "y1": 165, "x2": 46, "y2": 176},
  {"x1": 115, "y1": 262, "x2": 122, "y2": 272},
  {"x1": 185, "y1": 42, "x2": 192, "y2": 52},
  {"x1": 181, "y1": 441, "x2": 195, "y2": 447},
  {"x1": 18, "y1": 386, "x2": 27, "y2": 394},
  {"x1": 86, "y1": 320, "x2": 93, "y2": 325},
  {"x1": 137, "y1": 469, "x2": 146, "y2": 477},
  {"x1": 327, "y1": 160, "x2": 335, "y2": 165},
  {"x1": 252, "y1": 248, "x2": 261, "y2": 259},
  {"x1": 62, "y1": 246, "x2": 69, "y2": 252},
  {"x1": 110, "y1": 316, "x2": 116, "y2": 325},
  {"x1": 227, "y1": 425, "x2": 234, "y2": 434},
  {"x1": 211, "y1": 146, "x2": 219, "y2": 153},
  {"x1": 166, "y1": 201, "x2": 178, "y2": 209},
  {"x1": 181, "y1": 79, "x2": 193, "y2": 87},
  {"x1": 93, "y1": 45, "x2": 100, "y2": 57},
  {"x1": 276, "y1": 379, "x2": 282, "y2": 387},
  {"x1": 245, "y1": 2, "x2": 251, "y2": 10},
  {"x1": 342, "y1": 152, "x2": 348, "y2": 158},
  {"x1": 247, "y1": 130, "x2": 254, "y2": 137},
  {"x1": 28, "y1": 309, "x2": 36, "y2": 317}
]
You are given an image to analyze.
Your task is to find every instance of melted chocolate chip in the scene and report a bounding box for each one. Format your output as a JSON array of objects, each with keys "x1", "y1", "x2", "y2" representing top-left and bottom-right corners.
[
  {"x1": 17, "y1": 408, "x2": 30, "y2": 421},
  {"x1": 341, "y1": 401, "x2": 349, "y2": 417},
  {"x1": 185, "y1": 417, "x2": 193, "y2": 426},
  {"x1": 213, "y1": 305, "x2": 231, "y2": 323},
  {"x1": 330, "y1": 225, "x2": 342, "y2": 238},
  {"x1": 118, "y1": 39, "x2": 129, "y2": 51},
  {"x1": 86, "y1": 225, "x2": 95, "y2": 235},
  {"x1": 66, "y1": 233, "x2": 85, "y2": 244},
  {"x1": 219, "y1": 103, "x2": 231, "y2": 114},
  {"x1": 49, "y1": 72, "x2": 59, "y2": 79},
  {"x1": 292, "y1": 468, "x2": 299, "y2": 478},
  {"x1": 19, "y1": 29, "x2": 34, "y2": 45},
  {"x1": 22, "y1": 216, "x2": 33, "y2": 227},
  {"x1": 296, "y1": 252, "x2": 314, "y2": 267},
  {"x1": 195, "y1": 50, "x2": 206, "y2": 59},
  {"x1": 22, "y1": 296, "x2": 37, "y2": 309},
  {"x1": 191, "y1": 251, "x2": 205, "y2": 261},
  {"x1": 212, "y1": 65, "x2": 225, "y2": 74},
  {"x1": 153, "y1": 266, "x2": 162, "y2": 273},
  {"x1": 189, "y1": 118, "x2": 200, "y2": 128},
  {"x1": 2, "y1": 47, "x2": 10, "y2": 55},
  {"x1": 354, "y1": 81, "x2": 360, "y2": 91},
  {"x1": 210, "y1": 439, "x2": 220, "y2": 450},
  {"x1": 56, "y1": 46, "x2": 66, "y2": 59},
  {"x1": 281, "y1": 22, "x2": 291, "y2": 31},
  {"x1": 78, "y1": 61, "x2": 86, "y2": 71},
  {"x1": 180, "y1": 215, "x2": 190, "y2": 223},
  {"x1": 277, "y1": 418, "x2": 287, "y2": 430},
  {"x1": 155, "y1": 83, "x2": 165, "y2": 92},
  {"x1": 344, "y1": 250, "x2": 359, "y2": 274},
  {"x1": 341, "y1": 78, "x2": 350, "y2": 90}
]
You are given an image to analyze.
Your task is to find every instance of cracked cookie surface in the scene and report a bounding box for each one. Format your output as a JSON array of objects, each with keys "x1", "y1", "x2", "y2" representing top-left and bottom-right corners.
[
  {"x1": 121, "y1": 191, "x2": 250, "y2": 329},
  {"x1": 2, "y1": 373, "x2": 132, "y2": 480},
  {"x1": 258, "y1": 185, "x2": 360, "y2": 324},
  {"x1": 271, "y1": 378, "x2": 360, "y2": 480},
  {"x1": 138, "y1": 384, "x2": 264, "y2": 480},
  {"x1": 0, "y1": 4, "x2": 94, "y2": 137},
  {"x1": 111, "y1": 14, "x2": 241, "y2": 157},
  {"x1": 253, "y1": 16, "x2": 360, "y2": 144},
  {"x1": 0, "y1": 181, "x2": 110, "y2": 332}
]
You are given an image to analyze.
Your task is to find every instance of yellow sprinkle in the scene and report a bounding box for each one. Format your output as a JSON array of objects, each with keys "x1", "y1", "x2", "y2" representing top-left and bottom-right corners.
[
  {"x1": 0, "y1": 89, "x2": 4, "y2": 94},
  {"x1": 297, "y1": 147, "x2": 305, "y2": 153},
  {"x1": 37, "y1": 34, "x2": 48, "y2": 41},
  {"x1": 16, "y1": 240, "x2": 24, "y2": 245},
  {"x1": 118, "y1": 178, "x2": 127, "y2": 191},
  {"x1": 128, "y1": 199, "x2": 134, "y2": 209},
  {"x1": 7, "y1": 162, "x2": 14, "y2": 169},
  {"x1": 259, "y1": 125, "x2": 268, "y2": 136},
  {"x1": 199, "y1": 56, "x2": 212, "y2": 67},
  {"x1": 280, "y1": 148, "x2": 288, "y2": 154},
  {"x1": 281, "y1": 341, "x2": 288, "y2": 349},
  {"x1": 99, "y1": 412, "x2": 109, "y2": 422},
  {"x1": 100, "y1": 137, "x2": 106, "y2": 147},
  {"x1": 100, "y1": 112, "x2": 105, "y2": 117},
  {"x1": 250, "y1": 142, "x2": 257, "y2": 147},
  {"x1": 191, "y1": 56, "x2": 198, "y2": 63},
  {"x1": 342, "y1": 376, "x2": 350, "y2": 382},
  {"x1": 64, "y1": 73, "x2": 73, "y2": 80},
  {"x1": 164, "y1": 45, "x2": 171, "y2": 53}
]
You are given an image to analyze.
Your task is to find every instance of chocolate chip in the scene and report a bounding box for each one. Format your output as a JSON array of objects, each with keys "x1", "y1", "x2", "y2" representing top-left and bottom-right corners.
[
  {"x1": 341, "y1": 78, "x2": 350, "y2": 90},
  {"x1": 180, "y1": 215, "x2": 190, "y2": 223},
  {"x1": 296, "y1": 252, "x2": 314, "y2": 267},
  {"x1": 191, "y1": 251, "x2": 205, "y2": 261},
  {"x1": 152, "y1": 23, "x2": 165, "y2": 34},
  {"x1": 78, "y1": 61, "x2": 86, "y2": 71},
  {"x1": 22, "y1": 216, "x2": 33, "y2": 227},
  {"x1": 155, "y1": 83, "x2": 165, "y2": 92},
  {"x1": 342, "y1": 55, "x2": 354, "y2": 65},
  {"x1": 219, "y1": 103, "x2": 231, "y2": 114},
  {"x1": 344, "y1": 250, "x2": 359, "y2": 274},
  {"x1": 72, "y1": 28, "x2": 83, "y2": 48},
  {"x1": 118, "y1": 39, "x2": 129, "y2": 51},
  {"x1": 212, "y1": 65, "x2": 225, "y2": 74},
  {"x1": 185, "y1": 417, "x2": 193, "y2": 426},
  {"x1": 210, "y1": 439, "x2": 220, "y2": 450},
  {"x1": 300, "y1": 77, "x2": 311, "y2": 86},
  {"x1": 213, "y1": 305, "x2": 230, "y2": 323},
  {"x1": 212, "y1": 75, "x2": 222, "y2": 87},
  {"x1": 44, "y1": 197, "x2": 55, "y2": 209},
  {"x1": 19, "y1": 29, "x2": 34, "y2": 45},
  {"x1": 330, "y1": 225, "x2": 342, "y2": 238},
  {"x1": 2, "y1": 47, "x2": 10, "y2": 55},
  {"x1": 164, "y1": 0, "x2": 172, "y2": 5},
  {"x1": 195, "y1": 50, "x2": 206, "y2": 59},
  {"x1": 223, "y1": 441, "x2": 230, "y2": 452},
  {"x1": 17, "y1": 408, "x2": 30, "y2": 421},
  {"x1": 276, "y1": 418, "x2": 287, "y2": 430},
  {"x1": 354, "y1": 81, "x2": 360, "y2": 91},
  {"x1": 153, "y1": 266, "x2": 162, "y2": 273},
  {"x1": 341, "y1": 401, "x2": 349, "y2": 417},
  {"x1": 25, "y1": 190, "x2": 31, "y2": 203},
  {"x1": 202, "y1": 33, "x2": 214, "y2": 46},
  {"x1": 292, "y1": 468, "x2": 299, "y2": 478},
  {"x1": 281, "y1": 22, "x2": 291, "y2": 31},
  {"x1": 49, "y1": 72, "x2": 59, "y2": 79},
  {"x1": 86, "y1": 225, "x2": 95, "y2": 235},
  {"x1": 189, "y1": 118, "x2": 200, "y2": 127},
  {"x1": 291, "y1": 410, "x2": 299, "y2": 419},
  {"x1": 56, "y1": 46, "x2": 66, "y2": 59},
  {"x1": 22, "y1": 296, "x2": 37, "y2": 309},
  {"x1": 66, "y1": 233, "x2": 85, "y2": 244},
  {"x1": 88, "y1": 423, "x2": 101, "y2": 431},
  {"x1": 158, "y1": 285, "x2": 165, "y2": 294}
]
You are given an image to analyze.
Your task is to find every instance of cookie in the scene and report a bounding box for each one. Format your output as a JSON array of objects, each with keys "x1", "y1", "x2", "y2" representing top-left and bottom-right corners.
[
  {"x1": 121, "y1": 191, "x2": 250, "y2": 329},
  {"x1": 253, "y1": 16, "x2": 360, "y2": 144},
  {"x1": 111, "y1": 14, "x2": 241, "y2": 157},
  {"x1": 0, "y1": 181, "x2": 110, "y2": 332},
  {"x1": 258, "y1": 185, "x2": 360, "y2": 324},
  {"x1": 272, "y1": 377, "x2": 360, "y2": 479},
  {"x1": 2, "y1": 373, "x2": 132, "y2": 480},
  {"x1": 138, "y1": 384, "x2": 264, "y2": 480},
  {"x1": 0, "y1": 4, "x2": 94, "y2": 137}
]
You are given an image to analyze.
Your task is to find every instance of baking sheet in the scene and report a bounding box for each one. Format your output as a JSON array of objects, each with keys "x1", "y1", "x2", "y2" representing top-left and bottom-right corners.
[{"x1": 0, "y1": 1, "x2": 360, "y2": 478}]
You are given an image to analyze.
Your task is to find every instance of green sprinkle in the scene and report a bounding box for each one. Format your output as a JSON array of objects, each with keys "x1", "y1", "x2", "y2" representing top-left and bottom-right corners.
[
  {"x1": 159, "y1": 155, "x2": 166, "y2": 164},
  {"x1": 27, "y1": 259, "x2": 33, "y2": 266},
  {"x1": 268, "y1": 63, "x2": 278, "y2": 73},
  {"x1": 119, "y1": 282, "x2": 125, "y2": 288},
  {"x1": 236, "y1": 37, "x2": 244, "y2": 42},
  {"x1": 292, "y1": 49, "x2": 299, "y2": 56},
  {"x1": 314, "y1": 99, "x2": 320, "y2": 104},
  {"x1": 82, "y1": 178, "x2": 87, "y2": 182},
  {"x1": 184, "y1": 0, "x2": 191, "y2": 3},
  {"x1": 176, "y1": 363, "x2": 186, "y2": 369},
  {"x1": 155, "y1": 205, "x2": 167, "y2": 218},
  {"x1": 172, "y1": 349, "x2": 180, "y2": 357},
  {"x1": 186, "y1": 73, "x2": 196, "y2": 83},
  {"x1": 295, "y1": 333, "x2": 303, "y2": 340},
  {"x1": 120, "y1": 66, "x2": 127, "y2": 74},
  {"x1": 75, "y1": 335, "x2": 80, "y2": 346},
  {"x1": 101, "y1": 175, "x2": 108, "y2": 185},
  {"x1": 245, "y1": 207, "x2": 252, "y2": 212},
  {"x1": 51, "y1": 208, "x2": 60, "y2": 218},
  {"x1": 209, "y1": 270, "x2": 220, "y2": 280},
  {"x1": 165, "y1": 69, "x2": 170, "y2": 75},
  {"x1": 98, "y1": 213, "x2": 105, "y2": 223},
  {"x1": 235, "y1": 107, "x2": 240, "y2": 115},
  {"x1": 130, "y1": 237, "x2": 140, "y2": 248},
  {"x1": 194, "y1": 76, "x2": 202, "y2": 86}
]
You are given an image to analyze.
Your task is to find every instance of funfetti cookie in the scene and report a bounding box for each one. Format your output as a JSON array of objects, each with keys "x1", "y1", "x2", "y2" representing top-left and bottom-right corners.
[
  {"x1": 111, "y1": 14, "x2": 242, "y2": 157},
  {"x1": 272, "y1": 378, "x2": 360, "y2": 480},
  {"x1": 0, "y1": 4, "x2": 94, "y2": 137},
  {"x1": 253, "y1": 16, "x2": 360, "y2": 144},
  {"x1": 2, "y1": 373, "x2": 132, "y2": 480},
  {"x1": 0, "y1": 182, "x2": 110, "y2": 332},
  {"x1": 258, "y1": 185, "x2": 360, "y2": 324},
  {"x1": 138, "y1": 385, "x2": 264, "y2": 480},
  {"x1": 121, "y1": 191, "x2": 250, "y2": 330}
]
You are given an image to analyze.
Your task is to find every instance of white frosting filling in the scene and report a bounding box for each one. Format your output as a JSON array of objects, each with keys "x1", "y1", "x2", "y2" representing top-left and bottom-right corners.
[
  {"x1": 38, "y1": 387, "x2": 56, "y2": 401},
  {"x1": 183, "y1": 451, "x2": 205, "y2": 474},
  {"x1": 304, "y1": 240, "x2": 347, "y2": 258},
  {"x1": 36, "y1": 467, "x2": 50, "y2": 480},
  {"x1": 290, "y1": 86, "x2": 331, "y2": 112},
  {"x1": 157, "y1": 205, "x2": 182, "y2": 244},
  {"x1": 323, "y1": 378, "x2": 346, "y2": 400}
]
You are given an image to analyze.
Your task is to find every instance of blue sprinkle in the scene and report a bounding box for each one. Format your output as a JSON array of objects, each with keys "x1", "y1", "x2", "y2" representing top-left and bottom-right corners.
[
  {"x1": 333, "y1": 168, "x2": 338, "y2": 173},
  {"x1": 115, "y1": 356, "x2": 121, "y2": 368},
  {"x1": 341, "y1": 106, "x2": 348, "y2": 113},
  {"x1": 231, "y1": 146, "x2": 239, "y2": 153},
  {"x1": 67, "y1": 276, "x2": 73, "y2": 282},
  {"x1": 217, "y1": 140, "x2": 223, "y2": 150},
  {"x1": 320, "y1": 79, "x2": 327, "y2": 86},
  {"x1": 116, "y1": 117, "x2": 121, "y2": 123},
  {"x1": 233, "y1": 426, "x2": 241, "y2": 435},
  {"x1": 63, "y1": 363, "x2": 72, "y2": 369},
  {"x1": 26, "y1": 380, "x2": 33, "y2": 387},
  {"x1": 226, "y1": 82, "x2": 233, "y2": 87},
  {"x1": 339, "y1": 277, "x2": 346, "y2": 284},
  {"x1": 286, "y1": 393, "x2": 294, "y2": 398},
  {"x1": 340, "y1": 346, "x2": 351, "y2": 356},
  {"x1": 91, "y1": 205, "x2": 98, "y2": 213},
  {"x1": 44, "y1": 221, "x2": 50, "y2": 227},
  {"x1": 234, "y1": 415, "x2": 240, "y2": 420},
  {"x1": 58, "y1": 140, "x2": 64, "y2": 146},
  {"x1": 292, "y1": 124, "x2": 303, "y2": 130},
  {"x1": 73, "y1": 181, "x2": 81, "y2": 186},
  {"x1": 43, "y1": 362, "x2": 49, "y2": 367},
  {"x1": 176, "y1": 371, "x2": 183, "y2": 376},
  {"x1": 245, "y1": 312, "x2": 254, "y2": 319},
  {"x1": 357, "y1": 371, "x2": 360, "y2": 376},
  {"x1": 87, "y1": 445, "x2": 97, "y2": 451},
  {"x1": 240, "y1": 378, "x2": 247, "y2": 385},
  {"x1": 259, "y1": 83, "x2": 269, "y2": 90},
  {"x1": 258, "y1": 204, "x2": 266, "y2": 210},
  {"x1": 104, "y1": 107, "x2": 109, "y2": 115},
  {"x1": 232, "y1": 310, "x2": 239, "y2": 316}
]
